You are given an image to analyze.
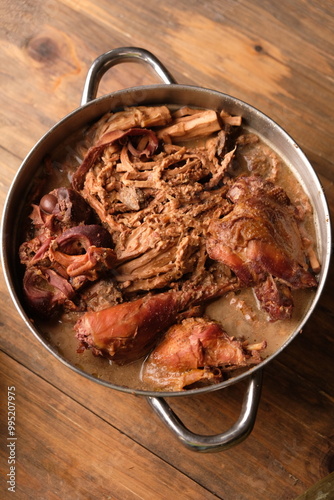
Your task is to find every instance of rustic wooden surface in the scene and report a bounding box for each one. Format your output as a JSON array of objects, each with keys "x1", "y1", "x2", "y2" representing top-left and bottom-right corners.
[{"x1": 0, "y1": 1, "x2": 333, "y2": 499}]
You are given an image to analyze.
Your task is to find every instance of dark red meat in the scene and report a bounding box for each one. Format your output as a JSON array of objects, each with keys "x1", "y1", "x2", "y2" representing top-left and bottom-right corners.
[{"x1": 206, "y1": 175, "x2": 317, "y2": 320}]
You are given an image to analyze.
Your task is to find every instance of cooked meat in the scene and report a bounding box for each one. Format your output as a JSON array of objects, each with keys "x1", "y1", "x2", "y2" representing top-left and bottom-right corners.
[
  {"x1": 71, "y1": 107, "x2": 238, "y2": 294},
  {"x1": 19, "y1": 105, "x2": 320, "y2": 390},
  {"x1": 72, "y1": 128, "x2": 159, "y2": 192},
  {"x1": 206, "y1": 175, "x2": 317, "y2": 320},
  {"x1": 75, "y1": 290, "x2": 192, "y2": 364},
  {"x1": 89, "y1": 105, "x2": 172, "y2": 140},
  {"x1": 156, "y1": 108, "x2": 221, "y2": 141},
  {"x1": 54, "y1": 224, "x2": 113, "y2": 252},
  {"x1": 23, "y1": 266, "x2": 77, "y2": 317},
  {"x1": 19, "y1": 188, "x2": 95, "y2": 266},
  {"x1": 79, "y1": 278, "x2": 123, "y2": 312},
  {"x1": 50, "y1": 241, "x2": 116, "y2": 282},
  {"x1": 142, "y1": 317, "x2": 266, "y2": 391},
  {"x1": 253, "y1": 276, "x2": 293, "y2": 321},
  {"x1": 38, "y1": 187, "x2": 94, "y2": 232},
  {"x1": 74, "y1": 272, "x2": 242, "y2": 365},
  {"x1": 220, "y1": 110, "x2": 242, "y2": 126},
  {"x1": 20, "y1": 222, "x2": 118, "y2": 316}
]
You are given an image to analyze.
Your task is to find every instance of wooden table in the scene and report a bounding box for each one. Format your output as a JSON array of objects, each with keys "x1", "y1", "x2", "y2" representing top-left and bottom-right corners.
[{"x1": 1, "y1": 1, "x2": 333, "y2": 498}]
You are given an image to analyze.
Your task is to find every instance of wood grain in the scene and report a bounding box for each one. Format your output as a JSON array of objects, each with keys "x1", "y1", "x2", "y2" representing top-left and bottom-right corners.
[
  {"x1": 0, "y1": 352, "x2": 218, "y2": 500},
  {"x1": 0, "y1": 0, "x2": 333, "y2": 499}
]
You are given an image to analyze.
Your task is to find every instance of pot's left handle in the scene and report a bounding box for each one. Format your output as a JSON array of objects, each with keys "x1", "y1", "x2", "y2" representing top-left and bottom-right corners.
[
  {"x1": 81, "y1": 47, "x2": 177, "y2": 105},
  {"x1": 146, "y1": 369, "x2": 263, "y2": 453}
]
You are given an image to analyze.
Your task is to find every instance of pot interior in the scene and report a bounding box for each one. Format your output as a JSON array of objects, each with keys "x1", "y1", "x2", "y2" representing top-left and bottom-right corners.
[{"x1": 1, "y1": 84, "x2": 331, "y2": 397}]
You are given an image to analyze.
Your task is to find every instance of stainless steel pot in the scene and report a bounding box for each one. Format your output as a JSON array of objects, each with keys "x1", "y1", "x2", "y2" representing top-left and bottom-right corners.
[{"x1": 1, "y1": 47, "x2": 331, "y2": 452}]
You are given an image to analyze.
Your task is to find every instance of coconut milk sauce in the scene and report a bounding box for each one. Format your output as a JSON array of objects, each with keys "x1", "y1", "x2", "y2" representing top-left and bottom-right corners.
[{"x1": 27, "y1": 115, "x2": 318, "y2": 392}]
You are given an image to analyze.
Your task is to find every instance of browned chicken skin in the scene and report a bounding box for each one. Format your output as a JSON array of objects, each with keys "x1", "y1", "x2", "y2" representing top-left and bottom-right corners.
[
  {"x1": 142, "y1": 317, "x2": 265, "y2": 391},
  {"x1": 206, "y1": 176, "x2": 317, "y2": 320},
  {"x1": 74, "y1": 274, "x2": 240, "y2": 365}
]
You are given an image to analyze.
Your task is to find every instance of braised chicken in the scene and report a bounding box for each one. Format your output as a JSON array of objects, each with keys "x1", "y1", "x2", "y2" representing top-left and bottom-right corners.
[
  {"x1": 74, "y1": 276, "x2": 241, "y2": 364},
  {"x1": 142, "y1": 317, "x2": 266, "y2": 391},
  {"x1": 75, "y1": 291, "x2": 191, "y2": 364},
  {"x1": 18, "y1": 105, "x2": 320, "y2": 390}
]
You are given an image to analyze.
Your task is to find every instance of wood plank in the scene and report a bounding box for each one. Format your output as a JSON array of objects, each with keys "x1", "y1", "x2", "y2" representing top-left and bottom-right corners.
[
  {"x1": 0, "y1": 351, "x2": 218, "y2": 500},
  {"x1": 0, "y1": 148, "x2": 21, "y2": 199}
]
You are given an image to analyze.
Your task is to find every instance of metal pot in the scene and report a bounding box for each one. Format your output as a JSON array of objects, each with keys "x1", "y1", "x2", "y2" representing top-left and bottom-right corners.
[{"x1": 1, "y1": 47, "x2": 331, "y2": 452}]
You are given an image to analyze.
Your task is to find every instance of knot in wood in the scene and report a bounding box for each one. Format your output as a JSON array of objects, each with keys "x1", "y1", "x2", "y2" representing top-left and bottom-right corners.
[{"x1": 26, "y1": 36, "x2": 59, "y2": 64}]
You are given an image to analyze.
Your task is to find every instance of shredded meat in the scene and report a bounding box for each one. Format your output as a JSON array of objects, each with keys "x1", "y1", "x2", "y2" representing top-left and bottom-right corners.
[
  {"x1": 156, "y1": 109, "x2": 221, "y2": 141},
  {"x1": 72, "y1": 107, "x2": 237, "y2": 294},
  {"x1": 75, "y1": 290, "x2": 191, "y2": 364}
]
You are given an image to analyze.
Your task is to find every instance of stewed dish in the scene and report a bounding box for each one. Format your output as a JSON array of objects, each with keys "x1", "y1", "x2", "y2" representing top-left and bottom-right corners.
[{"x1": 18, "y1": 103, "x2": 320, "y2": 392}]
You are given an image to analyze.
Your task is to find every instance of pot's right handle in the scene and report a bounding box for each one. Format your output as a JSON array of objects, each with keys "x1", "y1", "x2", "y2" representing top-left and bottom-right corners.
[
  {"x1": 81, "y1": 47, "x2": 177, "y2": 106},
  {"x1": 147, "y1": 369, "x2": 263, "y2": 453}
]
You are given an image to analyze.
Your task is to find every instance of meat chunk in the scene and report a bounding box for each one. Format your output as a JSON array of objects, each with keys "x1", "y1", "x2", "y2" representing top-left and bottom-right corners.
[
  {"x1": 157, "y1": 109, "x2": 221, "y2": 141},
  {"x1": 142, "y1": 317, "x2": 265, "y2": 391},
  {"x1": 74, "y1": 291, "x2": 192, "y2": 364},
  {"x1": 54, "y1": 224, "x2": 113, "y2": 252},
  {"x1": 37, "y1": 187, "x2": 94, "y2": 233},
  {"x1": 20, "y1": 196, "x2": 118, "y2": 317},
  {"x1": 253, "y1": 275, "x2": 294, "y2": 321},
  {"x1": 206, "y1": 175, "x2": 317, "y2": 320},
  {"x1": 50, "y1": 224, "x2": 117, "y2": 283},
  {"x1": 79, "y1": 278, "x2": 123, "y2": 312},
  {"x1": 23, "y1": 266, "x2": 77, "y2": 318},
  {"x1": 19, "y1": 188, "x2": 95, "y2": 266}
]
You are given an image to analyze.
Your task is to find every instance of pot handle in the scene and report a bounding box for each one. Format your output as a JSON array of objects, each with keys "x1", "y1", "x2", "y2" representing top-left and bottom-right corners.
[
  {"x1": 81, "y1": 47, "x2": 177, "y2": 105},
  {"x1": 146, "y1": 369, "x2": 263, "y2": 453}
]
